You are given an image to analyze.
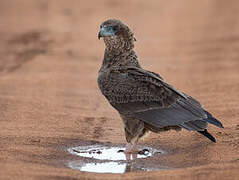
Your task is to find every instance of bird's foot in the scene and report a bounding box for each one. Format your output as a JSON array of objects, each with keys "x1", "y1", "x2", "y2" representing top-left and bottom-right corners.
[{"x1": 124, "y1": 143, "x2": 138, "y2": 154}]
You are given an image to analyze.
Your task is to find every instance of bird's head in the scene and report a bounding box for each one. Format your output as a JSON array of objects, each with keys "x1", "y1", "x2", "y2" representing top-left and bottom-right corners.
[{"x1": 98, "y1": 19, "x2": 136, "y2": 53}]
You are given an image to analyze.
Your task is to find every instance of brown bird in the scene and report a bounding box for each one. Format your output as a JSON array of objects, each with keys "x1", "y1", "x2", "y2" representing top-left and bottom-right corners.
[{"x1": 97, "y1": 19, "x2": 223, "y2": 153}]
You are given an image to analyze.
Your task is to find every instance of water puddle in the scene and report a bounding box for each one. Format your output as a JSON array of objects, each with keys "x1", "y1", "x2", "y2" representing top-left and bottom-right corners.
[
  {"x1": 67, "y1": 144, "x2": 168, "y2": 173},
  {"x1": 67, "y1": 145, "x2": 161, "y2": 160}
]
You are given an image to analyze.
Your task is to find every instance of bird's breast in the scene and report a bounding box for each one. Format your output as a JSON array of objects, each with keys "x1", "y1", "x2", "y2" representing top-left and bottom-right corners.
[
  {"x1": 97, "y1": 70, "x2": 128, "y2": 97},
  {"x1": 97, "y1": 71, "x2": 113, "y2": 95}
]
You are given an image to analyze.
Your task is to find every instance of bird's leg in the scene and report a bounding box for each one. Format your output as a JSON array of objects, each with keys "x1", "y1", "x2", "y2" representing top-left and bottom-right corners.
[
  {"x1": 124, "y1": 135, "x2": 139, "y2": 154},
  {"x1": 121, "y1": 115, "x2": 144, "y2": 154},
  {"x1": 125, "y1": 142, "x2": 138, "y2": 154}
]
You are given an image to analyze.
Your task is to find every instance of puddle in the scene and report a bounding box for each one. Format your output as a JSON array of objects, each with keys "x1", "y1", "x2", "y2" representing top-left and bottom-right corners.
[
  {"x1": 67, "y1": 145, "x2": 162, "y2": 161},
  {"x1": 67, "y1": 144, "x2": 168, "y2": 173}
]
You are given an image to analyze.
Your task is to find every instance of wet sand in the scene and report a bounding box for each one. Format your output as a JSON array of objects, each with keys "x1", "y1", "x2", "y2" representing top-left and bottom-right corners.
[{"x1": 0, "y1": 0, "x2": 239, "y2": 179}]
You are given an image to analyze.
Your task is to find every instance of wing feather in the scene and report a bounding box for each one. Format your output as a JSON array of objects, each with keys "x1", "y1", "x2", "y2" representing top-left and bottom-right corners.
[{"x1": 103, "y1": 66, "x2": 222, "y2": 131}]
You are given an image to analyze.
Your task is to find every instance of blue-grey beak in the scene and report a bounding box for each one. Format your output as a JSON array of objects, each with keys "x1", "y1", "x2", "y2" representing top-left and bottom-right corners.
[{"x1": 98, "y1": 26, "x2": 116, "y2": 39}]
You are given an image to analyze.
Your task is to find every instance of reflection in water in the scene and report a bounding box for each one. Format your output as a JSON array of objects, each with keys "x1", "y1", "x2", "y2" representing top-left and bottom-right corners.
[
  {"x1": 68, "y1": 161, "x2": 126, "y2": 173},
  {"x1": 67, "y1": 160, "x2": 169, "y2": 173},
  {"x1": 67, "y1": 145, "x2": 167, "y2": 173}
]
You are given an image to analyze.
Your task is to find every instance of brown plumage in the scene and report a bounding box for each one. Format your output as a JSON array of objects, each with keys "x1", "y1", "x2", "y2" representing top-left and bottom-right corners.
[{"x1": 97, "y1": 19, "x2": 223, "y2": 153}]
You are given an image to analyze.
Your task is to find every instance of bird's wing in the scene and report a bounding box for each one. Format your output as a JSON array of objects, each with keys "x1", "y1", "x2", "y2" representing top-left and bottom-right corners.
[{"x1": 106, "y1": 66, "x2": 222, "y2": 130}]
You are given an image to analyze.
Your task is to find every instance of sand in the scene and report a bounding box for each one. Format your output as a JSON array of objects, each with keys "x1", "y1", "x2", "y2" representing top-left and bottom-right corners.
[{"x1": 0, "y1": 0, "x2": 239, "y2": 179}]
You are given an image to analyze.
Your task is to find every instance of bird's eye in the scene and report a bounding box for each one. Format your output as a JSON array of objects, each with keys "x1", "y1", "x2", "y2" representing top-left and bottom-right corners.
[
  {"x1": 100, "y1": 25, "x2": 103, "y2": 28},
  {"x1": 112, "y1": 25, "x2": 118, "y2": 31}
]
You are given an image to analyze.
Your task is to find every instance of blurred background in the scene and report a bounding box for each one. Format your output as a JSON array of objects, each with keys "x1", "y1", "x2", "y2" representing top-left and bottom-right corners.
[
  {"x1": 1, "y1": 0, "x2": 239, "y2": 77},
  {"x1": 1, "y1": 0, "x2": 238, "y2": 116},
  {"x1": 0, "y1": 1, "x2": 239, "y2": 179},
  {"x1": 1, "y1": 0, "x2": 239, "y2": 74}
]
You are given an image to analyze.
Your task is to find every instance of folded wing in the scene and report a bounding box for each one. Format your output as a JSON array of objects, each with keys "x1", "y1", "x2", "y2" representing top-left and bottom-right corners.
[{"x1": 106, "y1": 66, "x2": 223, "y2": 131}]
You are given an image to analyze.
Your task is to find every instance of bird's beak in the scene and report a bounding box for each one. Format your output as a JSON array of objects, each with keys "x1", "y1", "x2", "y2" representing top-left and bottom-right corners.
[
  {"x1": 98, "y1": 31, "x2": 102, "y2": 40},
  {"x1": 98, "y1": 26, "x2": 115, "y2": 40}
]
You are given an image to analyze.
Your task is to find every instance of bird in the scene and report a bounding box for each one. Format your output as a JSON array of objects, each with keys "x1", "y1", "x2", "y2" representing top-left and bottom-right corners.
[{"x1": 97, "y1": 19, "x2": 223, "y2": 154}]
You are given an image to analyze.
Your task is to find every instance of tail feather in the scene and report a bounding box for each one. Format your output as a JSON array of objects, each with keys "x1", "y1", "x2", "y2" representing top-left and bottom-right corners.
[
  {"x1": 198, "y1": 129, "x2": 216, "y2": 142},
  {"x1": 204, "y1": 111, "x2": 224, "y2": 128}
]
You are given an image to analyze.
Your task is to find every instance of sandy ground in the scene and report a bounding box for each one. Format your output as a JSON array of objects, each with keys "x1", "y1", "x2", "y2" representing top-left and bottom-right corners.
[{"x1": 0, "y1": 0, "x2": 239, "y2": 179}]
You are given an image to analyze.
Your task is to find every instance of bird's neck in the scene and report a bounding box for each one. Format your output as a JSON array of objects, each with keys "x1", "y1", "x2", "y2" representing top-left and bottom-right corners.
[
  {"x1": 103, "y1": 35, "x2": 134, "y2": 56},
  {"x1": 101, "y1": 50, "x2": 141, "y2": 70}
]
